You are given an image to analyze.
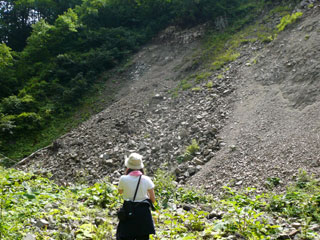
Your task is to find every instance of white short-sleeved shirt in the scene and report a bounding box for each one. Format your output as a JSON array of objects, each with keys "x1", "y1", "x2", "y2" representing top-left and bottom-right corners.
[{"x1": 118, "y1": 175, "x2": 155, "y2": 202}]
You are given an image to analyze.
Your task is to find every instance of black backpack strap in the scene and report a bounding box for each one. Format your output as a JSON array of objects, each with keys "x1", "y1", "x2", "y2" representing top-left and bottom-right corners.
[{"x1": 133, "y1": 175, "x2": 142, "y2": 202}]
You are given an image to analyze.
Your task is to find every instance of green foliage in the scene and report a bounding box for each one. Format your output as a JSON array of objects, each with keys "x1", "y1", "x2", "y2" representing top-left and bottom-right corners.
[
  {"x1": 265, "y1": 177, "x2": 281, "y2": 189},
  {"x1": 0, "y1": 44, "x2": 18, "y2": 99},
  {"x1": 268, "y1": 5, "x2": 292, "y2": 17},
  {"x1": 0, "y1": 95, "x2": 41, "y2": 138},
  {"x1": 0, "y1": 43, "x2": 13, "y2": 67},
  {"x1": 0, "y1": 95, "x2": 35, "y2": 115},
  {"x1": 277, "y1": 12, "x2": 303, "y2": 32},
  {"x1": 186, "y1": 139, "x2": 200, "y2": 155},
  {"x1": 296, "y1": 169, "x2": 314, "y2": 189},
  {"x1": 191, "y1": 87, "x2": 201, "y2": 92},
  {"x1": 176, "y1": 139, "x2": 200, "y2": 163},
  {"x1": 0, "y1": 0, "x2": 82, "y2": 51},
  {"x1": 206, "y1": 81, "x2": 214, "y2": 89},
  {"x1": 154, "y1": 170, "x2": 177, "y2": 209},
  {"x1": 0, "y1": 114, "x2": 16, "y2": 136},
  {"x1": 259, "y1": 34, "x2": 274, "y2": 43},
  {"x1": 181, "y1": 80, "x2": 193, "y2": 91},
  {"x1": 0, "y1": 166, "x2": 118, "y2": 239},
  {"x1": 0, "y1": 167, "x2": 319, "y2": 239},
  {"x1": 195, "y1": 72, "x2": 211, "y2": 83},
  {"x1": 217, "y1": 74, "x2": 223, "y2": 79},
  {"x1": 211, "y1": 51, "x2": 240, "y2": 70}
]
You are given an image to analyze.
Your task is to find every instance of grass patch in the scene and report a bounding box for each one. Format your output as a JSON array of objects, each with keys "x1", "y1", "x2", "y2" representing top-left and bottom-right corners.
[
  {"x1": 191, "y1": 87, "x2": 201, "y2": 92},
  {"x1": 186, "y1": 139, "x2": 200, "y2": 156},
  {"x1": 211, "y1": 51, "x2": 240, "y2": 70},
  {"x1": 206, "y1": 81, "x2": 214, "y2": 88},
  {"x1": 277, "y1": 12, "x2": 303, "y2": 32},
  {"x1": 181, "y1": 81, "x2": 192, "y2": 91},
  {"x1": 195, "y1": 72, "x2": 211, "y2": 83},
  {"x1": 176, "y1": 139, "x2": 200, "y2": 163}
]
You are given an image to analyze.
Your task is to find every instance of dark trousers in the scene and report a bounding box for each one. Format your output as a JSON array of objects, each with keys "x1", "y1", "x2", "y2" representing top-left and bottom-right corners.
[{"x1": 117, "y1": 235, "x2": 149, "y2": 240}]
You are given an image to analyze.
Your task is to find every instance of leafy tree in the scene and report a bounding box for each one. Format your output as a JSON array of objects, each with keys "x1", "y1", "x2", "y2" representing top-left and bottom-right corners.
[
  {"x1": 0, "y1": 0, "x2": 82, "y2": 51},
  {"x1": 0, "y1": 43, "x2": 17, "y2": 99}
]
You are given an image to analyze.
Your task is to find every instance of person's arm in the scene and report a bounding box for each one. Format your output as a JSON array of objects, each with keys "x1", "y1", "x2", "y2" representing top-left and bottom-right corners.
[
  {"x1": 147, "y1": 188, "x2": 156, "y2": 203},
  {"x1": 118, "y1": 176, "x2": 124, "y2": 195}
]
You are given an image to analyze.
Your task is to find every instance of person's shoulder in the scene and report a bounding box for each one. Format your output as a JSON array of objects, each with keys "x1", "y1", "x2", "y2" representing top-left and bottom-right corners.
[
  {"x1": 142, "y1": 175, "x2": 153, "y2": 182},
  {"x1": 119, "y1": 175, "x2": 130, "y2": 181}
]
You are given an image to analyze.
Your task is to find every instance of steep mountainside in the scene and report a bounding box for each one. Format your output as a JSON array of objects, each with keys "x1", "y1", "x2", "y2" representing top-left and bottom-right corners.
[
  {"x1": 16, "y1": 2, "x2": 320, "y2": 192},
  {"x1": 190, "y1": 5, "x2": 320, "y2": 192}
]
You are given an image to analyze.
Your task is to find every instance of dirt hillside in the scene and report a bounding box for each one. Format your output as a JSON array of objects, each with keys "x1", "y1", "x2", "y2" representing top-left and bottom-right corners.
[{"x1": 190, "y1": 4, "x2": 320, "y2": 192}]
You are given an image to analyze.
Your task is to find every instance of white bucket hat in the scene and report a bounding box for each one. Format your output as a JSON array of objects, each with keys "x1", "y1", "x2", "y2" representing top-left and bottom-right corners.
[{"x1": 125, "y1": 153, "x2": 144, "y2": 169}]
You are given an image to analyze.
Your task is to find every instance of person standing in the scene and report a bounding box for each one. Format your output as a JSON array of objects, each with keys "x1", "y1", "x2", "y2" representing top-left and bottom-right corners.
[{"x1": 116, "y1": 153, "x2": 156, "y2": 240}]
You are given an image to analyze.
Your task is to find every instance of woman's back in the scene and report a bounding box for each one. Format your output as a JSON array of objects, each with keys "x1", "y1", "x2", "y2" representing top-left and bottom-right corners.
[
  {"x1": 119, "y1": 175, "x2": 154, "y2": 202},
  {"x1": 116, "y1": 153, "x2": 156, "y2": 240}
]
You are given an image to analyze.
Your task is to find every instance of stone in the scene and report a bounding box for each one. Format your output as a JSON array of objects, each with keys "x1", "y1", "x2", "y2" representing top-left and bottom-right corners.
[
  {"x1": 188, "y1": 168, "x2": 197, "y2": 176},
  {"x1": 230, "y1": 145, "x2": 237, "y2": 151},
  {"x1": 236, "y1": 181, "x2": 243, "y2": 186},
  {"x1": 208, "y1": 210, "x2": 224, "y2": 219},
  {"x1": 193, "y1": 158, "x2": 204, "y2": 165},
  {"x1": 310, "y1": 224, "x2": 320, "y2": 231},
  {"x1": 35, "y1": 219, "x2": 49, "y2": 228},
  {"x1": 44, "y1": 203, "x2": 53, "y2": 209},
  {"x1": 105, "y1": 159, "x2": 114, "y2": 166},
  {"x1": 70, "y1": 152, "x2": 78, "y2": 159},
  {"x1": 153, "y1": 94, "x2": 164, "y2": 100},
  {"x1": 23, "y1": 234, "x2": 36, "y2": 240},
  {"x1": 183, "y1": 171, "x2": 190, "y2": 178},
  {"x1": 175, "y1": 167, "x2": 184, "y2": 174},
  {"x1": 47, "y1": 215, "x2": 55, "y2": 226},
  {"x1": 276, "y1": 234, "x2": 290, "y2": 240},
  {"x1": 94, "y1": 217, "x2": 106, "y2": 226},
  {"x1": 291, "y1": 222, "x2": 301, "y2": 229},
  {"x1": 288, "y1": 229, "x2": 299, "y2": 236},
  {"x1": 182, "y1": 204, "x2": 194, "y2": 211},
  {"x1": 196, "y1": 115, "x2": 203, "y2": 120}
]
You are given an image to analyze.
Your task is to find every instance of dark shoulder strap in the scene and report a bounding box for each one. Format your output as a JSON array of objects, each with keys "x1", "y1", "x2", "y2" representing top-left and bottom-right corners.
[{"x1": 133, "y1": 175, "x2": 142, "y2": 201}]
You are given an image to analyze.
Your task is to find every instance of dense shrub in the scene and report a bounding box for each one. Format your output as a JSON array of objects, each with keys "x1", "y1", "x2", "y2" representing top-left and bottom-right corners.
[{"x1": 0, "y1": 44, "x2": 18, "y2": 99}]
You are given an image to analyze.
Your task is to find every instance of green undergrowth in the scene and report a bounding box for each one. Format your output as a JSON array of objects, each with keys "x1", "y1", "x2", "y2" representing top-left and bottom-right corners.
[{"x1": 1, "y1": 167, "x2": 319, "y2": 239}]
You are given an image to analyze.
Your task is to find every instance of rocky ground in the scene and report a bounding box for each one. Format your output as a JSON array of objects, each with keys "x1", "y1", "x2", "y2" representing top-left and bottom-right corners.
[
  {"x1": 190, "y1": 1, "x2": 320, "y2": 193},
  {"x1": 16, "y1": 1, "x2": 320, "y2": 194}
]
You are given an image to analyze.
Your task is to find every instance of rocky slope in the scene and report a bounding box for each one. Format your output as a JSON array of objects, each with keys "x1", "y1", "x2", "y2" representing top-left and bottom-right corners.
[
  {"x1": 16, "y1": 1, "x2": 320, "y2": 193},
  {"x1": 190, "y1": 1, "x2": 320, "y2": 192}
]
